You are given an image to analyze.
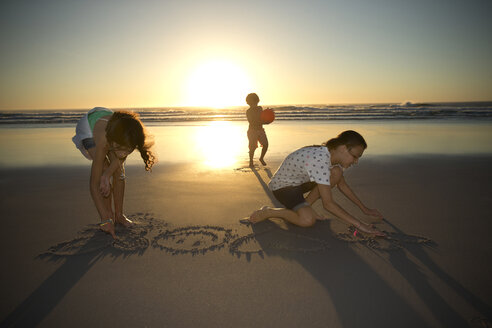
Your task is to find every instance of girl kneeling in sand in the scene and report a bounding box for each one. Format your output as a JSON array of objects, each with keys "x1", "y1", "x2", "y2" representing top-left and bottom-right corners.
[
  {"x1": 249, "y1": 130, "x2": 385, "y2": 236},
  {"x1": 73, "y1": 107, "x2": 155, "y2": 238}
]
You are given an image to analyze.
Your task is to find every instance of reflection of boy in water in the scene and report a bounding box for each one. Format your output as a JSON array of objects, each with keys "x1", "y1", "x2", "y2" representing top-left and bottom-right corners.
[{"x1": 246, "y1": 93, "x2": 268, "y2": 167}]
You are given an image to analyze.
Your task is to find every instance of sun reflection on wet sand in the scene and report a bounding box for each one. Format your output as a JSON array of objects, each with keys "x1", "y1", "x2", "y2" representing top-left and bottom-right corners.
[{"x1": 193, "y1": 121, "x2": 247, "y2": 169}]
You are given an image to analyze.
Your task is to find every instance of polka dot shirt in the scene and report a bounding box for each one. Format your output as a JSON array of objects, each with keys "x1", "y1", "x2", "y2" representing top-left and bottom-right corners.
[{"x1": 269, "y1": 146, "x2": 332, "y2": 191}]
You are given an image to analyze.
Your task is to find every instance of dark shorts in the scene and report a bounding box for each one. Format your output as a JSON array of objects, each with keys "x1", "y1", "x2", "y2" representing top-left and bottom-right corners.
[
  {"x1": 82, "y1": 138, "x2": 96, "y2": 150},
  {"x1": 272, "y1": 181, "x2": 317, "y2": 211}
]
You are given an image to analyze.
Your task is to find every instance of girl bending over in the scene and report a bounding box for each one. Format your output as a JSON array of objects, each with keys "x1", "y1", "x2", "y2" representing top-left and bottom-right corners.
[{"x1": 73, "y1": 107, "x2": 155, "y2": 238}]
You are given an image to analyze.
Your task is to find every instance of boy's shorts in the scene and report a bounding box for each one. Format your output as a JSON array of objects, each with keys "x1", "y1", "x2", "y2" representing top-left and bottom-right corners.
[
  {"x1": 272, "y1": 182, "x2": 317, "y2": 211},
  {"x1": 247, "y1": 128, "x2": 268, "y2": 150}
]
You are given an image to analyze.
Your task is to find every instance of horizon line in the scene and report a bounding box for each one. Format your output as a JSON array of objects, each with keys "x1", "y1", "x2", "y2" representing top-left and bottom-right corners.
[{"x1": 2, "y1": 100, "x2": 492, "y2": 112}]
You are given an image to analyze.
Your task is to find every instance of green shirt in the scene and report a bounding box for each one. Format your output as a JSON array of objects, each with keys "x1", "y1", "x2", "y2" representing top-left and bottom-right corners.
[{"x1": 87, "y1": 108, "x2": 113, "y2": 132}]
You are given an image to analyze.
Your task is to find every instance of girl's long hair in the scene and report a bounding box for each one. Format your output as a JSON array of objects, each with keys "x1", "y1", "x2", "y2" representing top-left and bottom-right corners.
[
  {"x1": 105, "y1": 111, "x2": 155, "y2": 171},
  {"x1": 324, "y1": 130, "x2": 367, "y2": 150}
]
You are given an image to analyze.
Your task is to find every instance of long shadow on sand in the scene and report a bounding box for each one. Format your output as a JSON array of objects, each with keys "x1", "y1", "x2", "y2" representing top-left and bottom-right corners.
[
  {"x1": 0, "y1": 216, "x2": 156, "y2": 327},
  {"x1": 384, "y1": 219, "x2": 492, "y2": 325},
  {"x1": 250, "y1": 167, "x2": 282, "y2": 208},
  {"x1": 5, "y1": 166, "x2": 490, "y2": 326},
  {"x1": 1, "y1": 243, "x2": 104, "y2": 327},
  {"x1": 247, "y1": 166, "x2": 491, "y2": 328}
]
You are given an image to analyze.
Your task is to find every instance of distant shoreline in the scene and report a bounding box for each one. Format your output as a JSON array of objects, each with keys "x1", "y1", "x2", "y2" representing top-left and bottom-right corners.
[{"x1": 1, "y1": 101, "x2": 492, "y2": 125}]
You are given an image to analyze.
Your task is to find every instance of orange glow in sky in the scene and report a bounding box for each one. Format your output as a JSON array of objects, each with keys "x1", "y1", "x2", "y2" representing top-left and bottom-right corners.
[{"x1": 0, "y1": 1, "x2": 491, "y2": 110}]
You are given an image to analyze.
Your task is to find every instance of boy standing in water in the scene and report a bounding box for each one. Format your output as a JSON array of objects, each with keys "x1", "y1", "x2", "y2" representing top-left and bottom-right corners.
[{"x1": 246, "y1": 93, "x2": 269, "y2": 167}]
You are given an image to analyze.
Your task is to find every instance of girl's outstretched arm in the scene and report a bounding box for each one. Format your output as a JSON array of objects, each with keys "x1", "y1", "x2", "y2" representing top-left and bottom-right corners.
[
  {"x1": 337, "y1": 175, "x2": 383, "y2": 219},
  {"x1": 318, "y1": 184, "x2": 385, "y2": 236}
]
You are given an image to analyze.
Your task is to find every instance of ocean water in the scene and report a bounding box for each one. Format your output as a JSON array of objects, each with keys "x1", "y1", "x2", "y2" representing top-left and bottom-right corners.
[
  {"x1": 1, "y1": 101, "x2": 492, "y2": 124},
  {"x1": 1, "y1": 120, "x2": 492, "y2": 169},
  {"x1": 1, "y1": 101, "x2": 491, "y2": 168}
]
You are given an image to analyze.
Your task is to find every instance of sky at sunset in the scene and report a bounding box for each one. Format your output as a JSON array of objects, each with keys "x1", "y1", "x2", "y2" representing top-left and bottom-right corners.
[{"x1": 1, "y1": 0, "x2": 491, "y2": 110}]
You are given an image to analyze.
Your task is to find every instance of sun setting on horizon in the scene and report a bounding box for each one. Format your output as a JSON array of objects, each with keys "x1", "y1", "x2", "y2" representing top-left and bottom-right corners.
[
  {"x1": 184, "y1": 60, "x2": 254, "y2": 109},
  {"x1": 0, "y1": 1, "x2": 490, "y2": 110}
]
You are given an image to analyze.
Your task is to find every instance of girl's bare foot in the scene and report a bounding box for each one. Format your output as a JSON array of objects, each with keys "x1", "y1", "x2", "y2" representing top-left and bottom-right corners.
[
  {"x1": 100, "y1": 220, "x2": 116, "y2": 239},
  {"x1": 259, "y1": 158, "x2": 267, "y2": 166},
  {"x1": 249, "y1": 206, "x2": 271, "y2": 223},
  {"x1": 115, "y1": 214, "x2": 134, "y2": 228}
]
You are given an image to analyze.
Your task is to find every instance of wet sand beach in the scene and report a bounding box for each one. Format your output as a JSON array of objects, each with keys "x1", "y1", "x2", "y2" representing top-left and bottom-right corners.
[
  {"x1": 2, "y1": 0, "x2": 492, "y2": 324},
  {"x1": 1, "y1": 153, "x2": 491, "y2": 327}
]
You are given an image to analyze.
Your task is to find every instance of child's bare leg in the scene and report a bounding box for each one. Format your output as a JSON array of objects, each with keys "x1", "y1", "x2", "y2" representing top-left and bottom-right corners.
[
  {"x1": 249, "y1": 206, "x2": 317, "y2": 227},
  {"x1": 304, "y1": 186, "x2": 327, "y2": 220},
  {"x1": 88, "y1": 147, "x2": 116, "y2": 237},
  {"x1": 305, "y1": 186, "x2": 319, "y2": 205},
  {"x1": 115, "y1": 214, "x2": 133, "y2": 227},
  {"x1": 249, "y1": 149, "x2": 255, "y2": 167},
  {"x1": 259, "y1": 134, "x2": 268, "y2": 165},
  {"x1": 112, "y1": 160, "x2": 133, "y2": 227},
  {"x1": 102, "y1": 157, "x2": 113, "y2": 212},
  {"x1": 101, "y1": 158, "x2": 116, "y2": 235},
  {"x1": 259, "y1": 144, "x2": 268, "y2": 166},
  {"x1": 99, "y1": 194, "x2": 116, "y2": 238}
]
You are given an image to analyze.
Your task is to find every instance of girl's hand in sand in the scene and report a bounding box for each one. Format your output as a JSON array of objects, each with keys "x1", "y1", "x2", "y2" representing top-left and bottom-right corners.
[
  {"x1": 99, "y1": 174, "x2": 111, "y2": 197},
  {"x1": 358, "y1": 222, "x2": 386, "y2": 237},
  {"x1": 362, "y1": 207, "x2": 383, "y2": 219},
  {"x1": 114, "y1": 213, "x2": 134, "y2": 228}
]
